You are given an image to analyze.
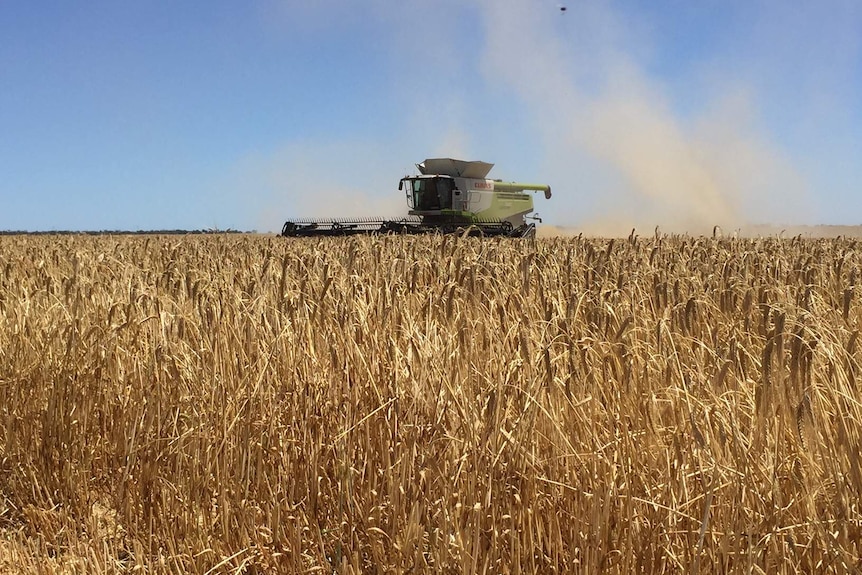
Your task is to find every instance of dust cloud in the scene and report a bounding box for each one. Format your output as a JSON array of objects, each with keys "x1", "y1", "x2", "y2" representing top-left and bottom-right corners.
[
  {"x1": 233, "y1": 142, "x2": 407, "y2": 233},
  {"x1": 476, "y1": 0, "x2": 810, "y2": 235}
]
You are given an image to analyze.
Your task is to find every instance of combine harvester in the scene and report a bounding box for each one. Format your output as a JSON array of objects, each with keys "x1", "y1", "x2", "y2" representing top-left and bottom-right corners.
[{"x1": 281, "y1": 158, "x2": 551, "y2": 238}]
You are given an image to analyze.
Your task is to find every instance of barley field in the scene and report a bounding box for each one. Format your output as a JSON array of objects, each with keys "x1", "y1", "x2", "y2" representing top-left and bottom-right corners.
[{"x1": 0, "y1": 233, "x2": 860, "y2": 573}]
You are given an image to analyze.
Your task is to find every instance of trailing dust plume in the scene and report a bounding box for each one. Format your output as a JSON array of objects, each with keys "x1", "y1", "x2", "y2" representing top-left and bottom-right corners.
[{"x1": 476, "y1": 0, "x2": 808, "y2": 235}]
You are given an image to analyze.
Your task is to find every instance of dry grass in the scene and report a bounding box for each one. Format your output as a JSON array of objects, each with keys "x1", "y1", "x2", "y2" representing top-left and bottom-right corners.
[{"x1": 0, "y1": 232, "x2": 860, "y2": 573}]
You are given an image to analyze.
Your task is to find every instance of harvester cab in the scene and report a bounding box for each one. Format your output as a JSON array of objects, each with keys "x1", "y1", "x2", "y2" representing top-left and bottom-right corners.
[{"x1": 281, "y1": 158, "x2": 551, "y2": 237}]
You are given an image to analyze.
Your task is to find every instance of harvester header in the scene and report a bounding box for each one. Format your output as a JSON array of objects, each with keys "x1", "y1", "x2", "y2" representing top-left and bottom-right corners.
[{"x1": 281, "y1": 158, "x2": 551, "y2": 238}]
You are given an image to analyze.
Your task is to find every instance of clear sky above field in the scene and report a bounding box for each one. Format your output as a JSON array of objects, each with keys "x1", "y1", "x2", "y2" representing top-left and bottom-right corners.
[{"x1": 1, "y1": 1, "x2": 861, "y2": 233}]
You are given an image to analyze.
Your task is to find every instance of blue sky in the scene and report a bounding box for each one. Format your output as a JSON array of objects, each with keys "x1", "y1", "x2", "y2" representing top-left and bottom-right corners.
[{"x1": 2, "y1": 1, "x2": 860, "y2": 233}]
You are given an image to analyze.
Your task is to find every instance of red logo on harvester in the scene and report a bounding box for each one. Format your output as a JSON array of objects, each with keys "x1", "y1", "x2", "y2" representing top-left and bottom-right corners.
[{"x1": 473, "y1": 181, "x2": 493, "y2": 190}]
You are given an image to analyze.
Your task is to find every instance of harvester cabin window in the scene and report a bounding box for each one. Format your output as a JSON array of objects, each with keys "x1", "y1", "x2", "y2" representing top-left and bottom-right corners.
[
  {"x1": 436, "y1": 178, "x2": 454, "y2": 210},
  {"x1": 413, "y1": 178, "x2": 455, "y2": 211}
]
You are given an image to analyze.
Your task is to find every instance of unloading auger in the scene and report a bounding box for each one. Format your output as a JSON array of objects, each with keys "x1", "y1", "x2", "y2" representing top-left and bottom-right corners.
[{"x1": 280, "y1": 158, "x2": 551, "y2": 238}]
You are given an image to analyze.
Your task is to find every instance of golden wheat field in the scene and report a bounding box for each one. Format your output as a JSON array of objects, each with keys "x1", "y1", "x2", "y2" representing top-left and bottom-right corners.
[{"x1": 0, "y1": 233, "x2": 860, "y2": 573}]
